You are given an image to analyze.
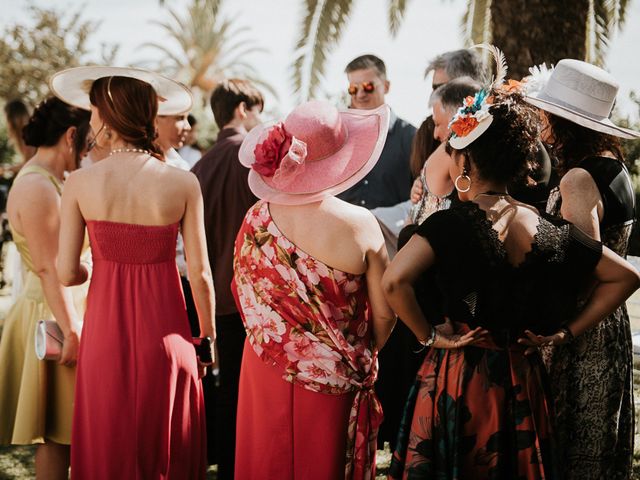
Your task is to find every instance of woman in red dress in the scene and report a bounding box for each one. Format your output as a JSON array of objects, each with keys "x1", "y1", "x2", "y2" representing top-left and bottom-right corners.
[
  {"x1": 232, "y1": 100, "x2": 397, "y2": 479},
  {"x1": 53, "y1": 67, "x2": 216, "y2": 479}
]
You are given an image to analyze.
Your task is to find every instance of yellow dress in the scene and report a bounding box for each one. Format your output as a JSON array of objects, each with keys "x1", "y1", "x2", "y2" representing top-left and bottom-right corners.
[{"x1": 0, "y1": 165, "x2": 89, "y2": 445}]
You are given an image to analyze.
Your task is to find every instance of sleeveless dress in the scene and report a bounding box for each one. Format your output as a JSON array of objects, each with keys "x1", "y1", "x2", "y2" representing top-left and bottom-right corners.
[
  {"x1": 0, "y1": 165, "x2": 88, "y2": 445},
  {"x1": 389, "y1": 200, "x2": 602, "y2": 480},
  {"x1": 71, "y1": 220, "x2": 206, "y2": 479},
  {"x1": 233, "y1": 201, "x2": 381, "y2": 480},
  {"x1": 544, "y1": 156, "x2": 636, "y2": 480},
  {"x1": 376, "y1": 174, "x2": 454, "y2": 452}
]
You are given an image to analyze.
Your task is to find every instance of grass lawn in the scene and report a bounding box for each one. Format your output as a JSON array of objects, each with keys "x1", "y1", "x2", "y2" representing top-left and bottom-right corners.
[{"x1": 0, "y1": 446, "x2": 392, "y2": 479}]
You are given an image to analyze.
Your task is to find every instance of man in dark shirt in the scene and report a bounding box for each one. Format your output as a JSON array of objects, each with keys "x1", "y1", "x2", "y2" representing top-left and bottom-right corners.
[
  {"x1": 191, "y1": 78, "x2": 263, "y2": 480},
  {"x1": 338, "y1": 54, "x2": 415, "y2": 209}
]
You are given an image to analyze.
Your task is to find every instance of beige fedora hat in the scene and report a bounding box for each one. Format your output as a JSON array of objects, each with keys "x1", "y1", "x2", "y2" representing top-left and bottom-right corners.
[
  {"x1": 525, "y1": 59, "x2": 638, "y2": 139},
  {"x1": 49, "y1": 66, "x2": 193, "y2": 115}
]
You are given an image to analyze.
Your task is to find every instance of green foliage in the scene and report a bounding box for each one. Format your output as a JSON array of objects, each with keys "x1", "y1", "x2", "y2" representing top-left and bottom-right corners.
[
  {"x1": 0, "y1": 114, "x2": 16, "y2": 165},
  {"x1": 141, "y1": 0, "x2": 275, "y2": 106},
  {"x1": 461, "y1": 0, "x2": 491, "y2": 46},
  {"x1": 290, "y1": 0, "x2": 357, "y2": 102},
  {"x1": 617, "y1": 92, "x2": 640, "y2": 188},
  {"x1": 462, "y1": 0, "x2": 629, "y2": 67},
  {"x1": 0, "y1": 6, "x2": 102, "y2": 106},
  {"x1": 587, "y1": 0, "x2": 630, "y2": 67}
]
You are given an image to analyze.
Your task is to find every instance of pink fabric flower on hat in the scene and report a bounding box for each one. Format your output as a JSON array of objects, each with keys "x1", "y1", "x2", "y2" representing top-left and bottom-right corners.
[{"x1": 253, "y1": 123, "x2": 292, "y2": 177}]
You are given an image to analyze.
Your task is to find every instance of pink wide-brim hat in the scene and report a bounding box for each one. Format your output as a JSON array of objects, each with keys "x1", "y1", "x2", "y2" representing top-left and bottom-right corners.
[{"x1": 239, "y1": 100, "x2": 390, "y2": 205}]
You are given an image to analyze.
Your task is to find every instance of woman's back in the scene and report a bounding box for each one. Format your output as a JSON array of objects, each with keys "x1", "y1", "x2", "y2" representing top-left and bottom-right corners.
[
  {"x1": 419, "y1": 196, "x2": 601, "y2": 335},
  {"x1": 269, "y1": 196, "x2": 381, "y2": 276},
  {"x1": 68, "y1": 153, "x2": 194, "y2": 226}
]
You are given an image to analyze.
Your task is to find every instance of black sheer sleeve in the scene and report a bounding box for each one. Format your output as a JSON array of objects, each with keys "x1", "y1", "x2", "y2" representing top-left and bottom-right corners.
[
  {"x1": 414, "y1": 209, "x2": 462, "y2": 258},
  {"x1": 566, "y1": 224, "x2": 603, "y2": 278}
]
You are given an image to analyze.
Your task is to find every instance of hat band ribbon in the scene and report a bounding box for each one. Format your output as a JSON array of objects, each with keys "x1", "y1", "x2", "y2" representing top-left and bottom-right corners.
[{"x1": 542, "y1": 79, "x2": 614, "y2": 118}]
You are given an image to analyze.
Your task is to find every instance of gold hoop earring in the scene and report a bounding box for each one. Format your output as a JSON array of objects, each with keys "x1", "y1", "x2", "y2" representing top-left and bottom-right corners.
[{"x1": 454, "y1": 171, "x2": 471, "y2": 193}]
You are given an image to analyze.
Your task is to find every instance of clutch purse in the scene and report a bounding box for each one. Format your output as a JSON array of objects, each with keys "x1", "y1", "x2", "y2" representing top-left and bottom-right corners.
[
  {"x1": 35, "y1": 319, "x2": 64, "y2": 361},
  {"x1": 192, "y1": 336, "x2": 213, "y2": 364}
]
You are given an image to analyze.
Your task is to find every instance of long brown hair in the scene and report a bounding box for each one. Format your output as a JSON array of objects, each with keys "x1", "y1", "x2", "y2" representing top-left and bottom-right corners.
[
  {"x1": 547, "y1": 113, "x2": 624, "y2": 174},
  {"x1": 89, "y1": 76, "x2": 163, "y2": 159},
  {"x1": 410, "y1": 116, "x2": 441, "y2": 177}
]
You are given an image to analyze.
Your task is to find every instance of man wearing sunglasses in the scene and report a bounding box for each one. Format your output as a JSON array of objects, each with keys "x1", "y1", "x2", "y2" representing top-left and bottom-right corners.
[{"x1": 338, "y1": 54, "x2": 416, "y2": 213}]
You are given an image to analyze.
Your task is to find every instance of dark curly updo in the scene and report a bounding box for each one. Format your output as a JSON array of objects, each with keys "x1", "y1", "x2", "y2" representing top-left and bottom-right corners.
[
  {"x1": 22, "y1": 97, "x2": 91, "y2": 155},
  {"x1": 446, "y1": 90, "x2": 540, "y2": 185}
]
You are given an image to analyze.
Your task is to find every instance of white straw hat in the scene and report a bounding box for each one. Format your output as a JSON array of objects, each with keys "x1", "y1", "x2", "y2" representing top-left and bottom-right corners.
[
  {"x1": 525, "y1": 59, "x2": 638, "y2": 139},
  {"x1": 49, "y1": 66, "x2": 193, "y2": 115}
]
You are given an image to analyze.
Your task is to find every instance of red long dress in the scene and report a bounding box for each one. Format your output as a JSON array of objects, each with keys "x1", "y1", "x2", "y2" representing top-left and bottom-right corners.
[
  {"x1": 71, "y1": 220, "x2": 206, "y2": 480},
  {"x1": 233, "y1": 201, "x2": 382, "y2": 480}
]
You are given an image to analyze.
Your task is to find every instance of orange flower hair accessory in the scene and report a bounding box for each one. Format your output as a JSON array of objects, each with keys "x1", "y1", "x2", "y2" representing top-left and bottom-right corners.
[{"x1": 448, "y1": 89, "x2": 494, "y2": 149}]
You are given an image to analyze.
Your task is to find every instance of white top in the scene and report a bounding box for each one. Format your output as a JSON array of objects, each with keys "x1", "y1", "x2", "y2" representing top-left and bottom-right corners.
[{"x1": 178, "y1": 145, "x2": 202, "y2": 168}]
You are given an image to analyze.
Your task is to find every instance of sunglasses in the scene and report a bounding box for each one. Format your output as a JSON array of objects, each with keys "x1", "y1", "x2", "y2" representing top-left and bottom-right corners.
[{"x1": 347, "y1": 81, "x2": 376, "y2": 96}]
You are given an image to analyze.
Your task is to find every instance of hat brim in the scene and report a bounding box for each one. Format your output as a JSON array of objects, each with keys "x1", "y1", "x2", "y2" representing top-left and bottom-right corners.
[
  {"x1": 240, "y1": 104, "x2": 390, "y2": 205},
  {"x1": 49, "y1": 66, "x2": 193, "y2": 115},
  {"x1": 525, "y1": 92, "x2": 639, "y2": 139},
  {"x1": 448, "y1": 116, "x2": 494, "y2": 149}
]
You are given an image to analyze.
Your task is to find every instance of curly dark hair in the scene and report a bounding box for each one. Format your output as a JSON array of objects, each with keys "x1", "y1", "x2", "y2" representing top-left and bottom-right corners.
[
  {"x1": 546, "y1": 114, "x2": 624, "y2": 173},
  {"x1": 22, "y1": 97, "x2": 90, "y2": 154},
  {"x1": 446, "y1": 90, "x2": 540, "y2": 185}
]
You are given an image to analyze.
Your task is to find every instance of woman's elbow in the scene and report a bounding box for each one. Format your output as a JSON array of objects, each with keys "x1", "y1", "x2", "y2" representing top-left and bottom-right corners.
[
  {"x1": 188, "y1": 267, "x2": 214, "y2": 290},
  {"x1": 381, "y1": 271, "x2": 401, "y2": 298},
  {"x1": 626, "y1": 266, "x2": 640, "y2": 292},
  {"x1": 58, "y1": 269, "x2": 79, "y2": 287}
]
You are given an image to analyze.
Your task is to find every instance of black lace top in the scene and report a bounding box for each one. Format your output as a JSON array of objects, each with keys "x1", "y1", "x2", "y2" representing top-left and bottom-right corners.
[{"x1": 416, "y1": 201, "x2": 602, "y2": 337}]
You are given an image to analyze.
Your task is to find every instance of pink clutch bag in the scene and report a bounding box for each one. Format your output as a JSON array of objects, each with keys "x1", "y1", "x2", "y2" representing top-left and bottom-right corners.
[{"x1": 35, "y1": 319, "x2": 64, "y2": 361}]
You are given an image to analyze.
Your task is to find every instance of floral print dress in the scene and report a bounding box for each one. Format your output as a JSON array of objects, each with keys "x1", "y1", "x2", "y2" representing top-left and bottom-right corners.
[{"x1": 233, "y1": 201, "x2": 382, "y2": 480}]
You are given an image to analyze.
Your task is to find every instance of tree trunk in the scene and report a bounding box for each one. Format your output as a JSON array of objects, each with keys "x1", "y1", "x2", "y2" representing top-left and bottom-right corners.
[{"x1": 490, "y1": 0, "x2": 589, "y2": 80}]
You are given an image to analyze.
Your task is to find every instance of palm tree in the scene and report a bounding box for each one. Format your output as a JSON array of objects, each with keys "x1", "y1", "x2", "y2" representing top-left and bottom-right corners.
[
  {"x1": 291, "y1": 0, "x2": 409, "y2": 102},
  {"x1": 142, "y1": 0, "x2": 276, "y2": 103},
  {"x1": 292, "y1": 0, "x2": 629, "y2": 98},
  {"x1": 467, "y1": 0, "x2": 629, "y2": 78}
]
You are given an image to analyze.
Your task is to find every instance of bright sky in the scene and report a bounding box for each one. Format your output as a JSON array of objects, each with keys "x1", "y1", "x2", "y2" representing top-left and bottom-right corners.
[{"x1": 2, "y1": 0, "x2": 640, "y2": 127}]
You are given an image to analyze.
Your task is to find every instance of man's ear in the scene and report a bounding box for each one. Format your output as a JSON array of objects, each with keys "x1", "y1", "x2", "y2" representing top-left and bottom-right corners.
[
  {"x1": 236, "y1": 101, "x2": 247, "y2": 120},
  {"x1": 383, "y1": 80, "x2": 390, "y2": 95}
]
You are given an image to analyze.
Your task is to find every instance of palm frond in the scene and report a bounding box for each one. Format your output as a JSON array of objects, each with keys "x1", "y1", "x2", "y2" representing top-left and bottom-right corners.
[
  {"x1": 291, "y1": 0, "x2": 354, "y2": 101},
  {"x1": 472, "y1": 42, "x2": 507, "y2": 88},
  {"x1": 139, "y1": 41, "x2": 186, "y2": 70},
  {"x1": 617, "y1": 0, "x2": 630, "y2": 26},
  {"x1": 461, "y1": 0, "x2": 492, "y2": 46},
  {"x1": 140, "y1": 0, "x2": 272, "y2": 96},
  {"x1": 290, "y1": 0, "x2": 321, "y2": 97},
  {"x1": 388, "y1": 0, "x2": 408, "y2": 37}
]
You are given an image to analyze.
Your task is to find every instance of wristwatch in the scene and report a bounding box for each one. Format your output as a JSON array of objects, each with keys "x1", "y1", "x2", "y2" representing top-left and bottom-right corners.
[{"x1": 419, "y1": 328, "x2": 437, "y2": 348}]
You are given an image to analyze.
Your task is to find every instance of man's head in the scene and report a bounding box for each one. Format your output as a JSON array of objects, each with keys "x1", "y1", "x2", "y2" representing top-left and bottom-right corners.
[
  {"x1": 210, "y1": 79, "x2": 264, "y2": 131},
  {"x1": 425, "y1": 49, "x2": 484, "y2": 91},
  {"x1": 430, "y1": 77, "x2": 482, "y2": 142},
  {"x1": 345, "y1": 54, "x2": 389, "y2": 110},
  {"x1": 156, "y1": 113, "x2": 191, "y2": 151}
]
